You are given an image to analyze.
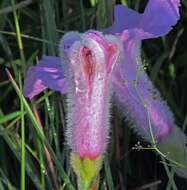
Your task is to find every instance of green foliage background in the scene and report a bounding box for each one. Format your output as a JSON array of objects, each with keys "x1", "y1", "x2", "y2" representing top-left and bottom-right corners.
[{"x1": 0, "y1": 0, "x2": 187, "y2": 189}]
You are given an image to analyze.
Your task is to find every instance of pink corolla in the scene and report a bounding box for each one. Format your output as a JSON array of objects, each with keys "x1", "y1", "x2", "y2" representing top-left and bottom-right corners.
[
  {"x1": 65, "y1": 32, "x2": 119, "y2": 159},
  {"x1": 24, "y1": 0, "x2": 187, "y2": 187}
]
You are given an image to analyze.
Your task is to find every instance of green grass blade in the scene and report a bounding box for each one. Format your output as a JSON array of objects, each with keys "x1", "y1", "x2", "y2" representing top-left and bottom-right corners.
[
  {"x1": 104, "y1": 156, "x2": 114, "y2": 190},
  {"x1": 0, "y1": 111, "x2": 21, "y2": 124},
  {"x1": 11, "y1": 0, "x2": 25, "y2": 73},
  {"x1": 19, "y1": 73, "x2": 25, "y2": 190}
]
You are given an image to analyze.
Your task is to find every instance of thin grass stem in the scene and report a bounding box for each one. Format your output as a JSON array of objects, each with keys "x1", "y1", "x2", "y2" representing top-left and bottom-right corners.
[{"x1": 19, "y1": 72, "x2": 25, "y2": 190}]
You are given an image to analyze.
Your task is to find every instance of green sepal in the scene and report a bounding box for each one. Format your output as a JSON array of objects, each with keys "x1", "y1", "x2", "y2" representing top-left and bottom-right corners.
[
  {"x1": 158, "y1": 127, "x2": 187, "y2": 177},
  {"x1": 70, "y1": 153, "x2": 103, "y2": 190}
]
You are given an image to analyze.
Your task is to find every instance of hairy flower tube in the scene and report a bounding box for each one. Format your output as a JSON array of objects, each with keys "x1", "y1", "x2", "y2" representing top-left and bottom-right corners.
[
  {"x1": 106, "y1": 1, "x2": 187, "y2": 177},
  {"x1": 23, "y1": 0, "x2": 187, "y2": 188},
  {"x1": 64, "y1": 32, "x2": 120, "y2": 189},
  {"x1": 65, "y1": 32, "x2": 119, "y2": 159}
]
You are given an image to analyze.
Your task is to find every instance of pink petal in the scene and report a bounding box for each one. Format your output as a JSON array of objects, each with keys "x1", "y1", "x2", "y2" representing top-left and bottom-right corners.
[
  {"x1": 112, "y1": 37, "x2": 174, "y2": 141},
  {"x1": 65, "y1": 31, "x2": 119, "y2": 159},
  {"x1": 106, "y1": 0, "x2": 180, "y2": 39},
  {"x1": 24, "y1": 56, "x2": 68, "y2": 99}
]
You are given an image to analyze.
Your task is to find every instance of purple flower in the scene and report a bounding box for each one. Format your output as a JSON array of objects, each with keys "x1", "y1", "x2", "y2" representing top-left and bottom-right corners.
[
  {"x1": 24, "y1": 0, "x2": 187, "y2": 182},
  {"x1": 64, "y1": 32, "x2": 119, "y2": 159},
  {"x1": 105, "y1": 0, "x2": 180, "y2": 141},
  {"x1": 24, "y1": 56, "x2": 68, "y2": 99}
]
